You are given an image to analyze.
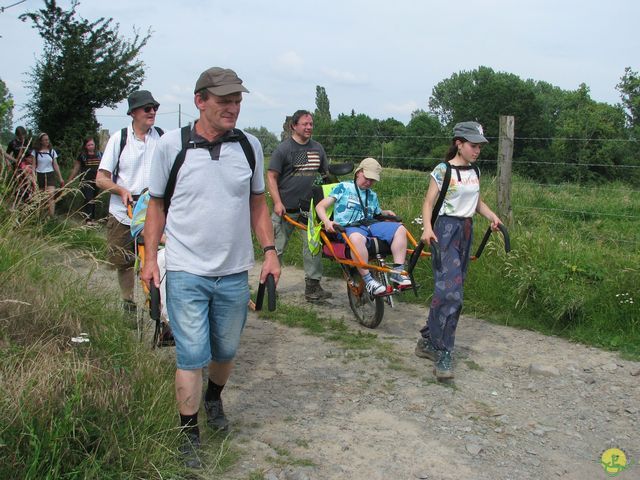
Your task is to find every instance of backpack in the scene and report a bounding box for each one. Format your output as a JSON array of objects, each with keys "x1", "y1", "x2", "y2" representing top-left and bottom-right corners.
[
  {"x1": 112, "y1": 126, "x2": 164, "y2": 182},
  {"x1": 431, "y1": 161, "x2": 480, "y2": 228},
  {"x1": 162, "y1": 125, "x2": 255, "y2": 213}
]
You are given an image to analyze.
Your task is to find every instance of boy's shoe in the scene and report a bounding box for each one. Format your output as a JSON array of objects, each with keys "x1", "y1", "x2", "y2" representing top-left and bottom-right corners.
[
  {"x1": 123, "y1": 299, "x2": 137, "y2": 315},
  {"x1": 415, "y1": 337, "x2": 438, "y2": 361},
  {"x1": 179, "y1": 431, "x2": 202, "y2": 469},
  {"x1": 365, "y1": 277, "x2": 386, "y2": 296},
  {"x1": 204, "y1": 398, "x2": 229, "y2": 431},
  {"x1": 390, "y1": 271, "x2": 412, "y2": 287},
  {"x1": 434, "y1": 350, "x2": 454, "y2": 380}
]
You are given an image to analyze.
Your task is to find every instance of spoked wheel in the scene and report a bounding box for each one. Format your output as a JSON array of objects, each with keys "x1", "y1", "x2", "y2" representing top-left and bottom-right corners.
[{"x1": 347, "y1": 269, "x2": 384, "y2": 329}]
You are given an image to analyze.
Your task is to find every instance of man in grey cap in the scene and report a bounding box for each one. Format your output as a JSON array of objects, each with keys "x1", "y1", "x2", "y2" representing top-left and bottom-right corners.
[
  {"x1": 141, "y1": 67, "x2": 280, "y2": 468},
  {"x1": 97, "y1": 90, "x2": 164, "y2": 316}
]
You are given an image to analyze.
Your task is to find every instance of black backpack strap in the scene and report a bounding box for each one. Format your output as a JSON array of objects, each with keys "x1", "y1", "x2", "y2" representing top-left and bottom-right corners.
[
  {"x1": 431, "y1": 162, "x2": 451, "y2": 228},
  {"x1": 233, "y1": 128, "x2": 255, "y2": 177},
  {"x1": 113, "y1": 127, "x2": 128, "y2": 182},
  {"x1": 163, "y1": 125, "x2": 192, "y2": 213},
  {"x1": 154, "y1": 126, "x2": 164, "y2": 136},
  {"x1": 162, "y1": 127, "x2": 256, "y2": 214}
]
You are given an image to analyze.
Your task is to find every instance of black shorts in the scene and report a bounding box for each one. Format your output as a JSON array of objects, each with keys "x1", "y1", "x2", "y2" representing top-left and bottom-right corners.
[{"x1": 36, "y1": 171, "x2": 56, "y2": 189}]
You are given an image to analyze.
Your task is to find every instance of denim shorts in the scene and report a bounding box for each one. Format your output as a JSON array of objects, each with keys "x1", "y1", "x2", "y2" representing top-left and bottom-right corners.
[{"x1": 166, "y1": 270, "x2": 250, "y2": 370}]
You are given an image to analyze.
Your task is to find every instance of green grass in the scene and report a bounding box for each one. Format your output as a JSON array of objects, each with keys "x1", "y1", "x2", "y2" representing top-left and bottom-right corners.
[
  {"x1": 0, "y1": 199, "x2": 235, "y2": 478},
  {"x1": 270, "y1": 167, "x2": 640, "y2": 359}
]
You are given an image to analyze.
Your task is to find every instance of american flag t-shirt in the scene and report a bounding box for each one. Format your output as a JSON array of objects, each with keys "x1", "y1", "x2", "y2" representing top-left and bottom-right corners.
[{"x1": 292, "y1": 149, "x2": 321, "y2": 175}]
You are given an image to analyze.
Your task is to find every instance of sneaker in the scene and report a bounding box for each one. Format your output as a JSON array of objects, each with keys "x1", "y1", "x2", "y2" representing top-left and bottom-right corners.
[
  {"x1": 365, "y1": 277, "x2": 386, "y2": 296},
  {"x1": 390, "y1": 271, "x2": 412, "y2": 287},
  {"x1": 434, "y1": 350, "x2": 454, "y2": 380},
  {"x1": 179, "y1": 431, "x2": 202, "y2": 469},
  {"x1": 414, "y1": 337, "x2": 438, "y2": 361},
  {"x1": 204, "y1": 398, "x2": 229, "y2": 431}
]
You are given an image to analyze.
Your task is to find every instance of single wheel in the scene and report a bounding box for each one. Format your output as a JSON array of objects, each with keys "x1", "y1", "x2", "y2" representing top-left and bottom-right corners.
[{"x1": 347, "y1": 269, "x2": 384, "y2": 329}]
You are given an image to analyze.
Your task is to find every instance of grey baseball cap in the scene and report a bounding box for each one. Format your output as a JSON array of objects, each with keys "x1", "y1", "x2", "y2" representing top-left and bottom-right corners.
[
  {"x1": 194, "y1": 67, "x2": 249, "y2": 95},
  {"x1": 355, "y1": 157, "x2": 382, "y2": 181},
  {"x1": 453, "y1": 121, "x2": 488, "y2": 144},
  {"x1": 127, "y1": 90, "x2": 159, "y2": 115}
]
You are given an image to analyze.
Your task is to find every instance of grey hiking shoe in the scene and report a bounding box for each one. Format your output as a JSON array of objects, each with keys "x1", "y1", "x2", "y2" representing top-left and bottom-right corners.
[
  {"x1": 305, "y1": 278, "x2": 332, "y2": 301},
  {"x1": 204, "y1": 398, "x2": 229, "y2": 431},
  {"x1": 434, "y1": 350, "x2": 454, "y2": 380},
  {"x1": 415, "y1": 337, "x2": 438, "y2": 361},
  {"x1": 179, "y1": 431, "x2": 202, "y2": 469}
]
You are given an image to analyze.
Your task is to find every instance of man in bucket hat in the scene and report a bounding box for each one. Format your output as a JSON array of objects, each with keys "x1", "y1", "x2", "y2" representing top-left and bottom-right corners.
[
  {"x1": 97, "y1": 90, "x2": 164, "y2": 317},
  {"x1": 142, "y1": 67, "x2": 280, "y2": 469}
]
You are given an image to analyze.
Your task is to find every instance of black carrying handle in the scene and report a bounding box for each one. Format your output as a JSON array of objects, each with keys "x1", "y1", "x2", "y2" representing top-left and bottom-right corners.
[
  {"x1": 407, "y1": 240, "x2": 441, "y2": 297},
  {"x1": 474, "y1": 224, "x2": 511, "y2": 259},
  {"x1": 255, "y1": 274, "x2": 276, "y2": 311}
]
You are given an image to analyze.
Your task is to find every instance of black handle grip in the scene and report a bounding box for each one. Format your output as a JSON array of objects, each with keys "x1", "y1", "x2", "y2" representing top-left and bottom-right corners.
[
  {"x1": 498, "y1": 224, "x2": 511, "y2": 253},
  {"x1": 149, "y1": 283, "x2": 161, "y2": 321},
  {"x1": 255, "y1": 274, "x2": 276, "y2": 312},
  {"x1": 430, "y1": 240, "x2": 442, "y2": 271},
  {"x1": 474, "y1": 224, "x2": 511, "y2": 259}
]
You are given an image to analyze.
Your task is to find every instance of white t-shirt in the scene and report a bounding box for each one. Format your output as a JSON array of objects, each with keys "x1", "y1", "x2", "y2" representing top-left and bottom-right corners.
[
  {"x1": 149, "y1": 126, "x2": 265, "y2": 277},
  {"x1": 431, "y1": 162, "x2": 480, "y2": 218},
  {"x1": 98, "y1": 125, "x2": 162, "y2": 224},
  {"x1": 32, "y1": 149, "x2": 58, "y2": 173}
]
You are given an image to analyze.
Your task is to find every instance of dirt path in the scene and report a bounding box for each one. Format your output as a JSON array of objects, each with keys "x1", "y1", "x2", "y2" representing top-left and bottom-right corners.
[
  {"x1": 219, "y1": 262, "x2": 640, "y2": 480},
  {"x1": 71, "y1": 251, "x2": 639, "y2": 480}
]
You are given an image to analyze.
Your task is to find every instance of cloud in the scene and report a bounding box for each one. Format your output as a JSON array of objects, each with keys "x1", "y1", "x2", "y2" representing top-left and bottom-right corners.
[
  {"x1": 383, "y1": 100, "x2": 419, "y2": 116},
  {"x1": 320, "y1": 68, "x2": 368, "y2": 86},
  {"x1": 249, "y1": 91, "x2": 283, "y2": 109},
  {"x1": 275, "y1": 51, "x2": 305, "y2": 72}
]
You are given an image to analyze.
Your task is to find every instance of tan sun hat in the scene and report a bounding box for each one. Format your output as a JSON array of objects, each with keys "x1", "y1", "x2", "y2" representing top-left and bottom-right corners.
[{"x1": 355, "y1": 157, "x2": 382, "y2": 181}]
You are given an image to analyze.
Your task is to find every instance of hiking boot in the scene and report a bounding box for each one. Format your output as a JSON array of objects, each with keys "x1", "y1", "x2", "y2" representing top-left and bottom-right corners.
[
  {"x1": 365, "y1": 277, "x2": 386, "y2": 296},
  {"x1": 434, "y1": 350, "x2": 454, "y2": 380},
  {"x1": 305, "y1": 278, "x2": 332, "y2": 302},
  {"x1": 390, "y1": 271, "x2": 412, "y2": 287},
  {"x1": 179, "y1": 431, "x2": 202, "y2": 469},
  {"x1": 415, "y1": 337, "x2": 438, "y2": 361},
  {"x1": 204, "y1": 398, "x2": 229, "y2": 431}
]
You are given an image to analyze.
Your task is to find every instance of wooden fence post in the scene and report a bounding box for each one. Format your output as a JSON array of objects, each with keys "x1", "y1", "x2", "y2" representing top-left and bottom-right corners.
[{"x1": 497, "y1": 115, "x2": 514, "y2": 226}]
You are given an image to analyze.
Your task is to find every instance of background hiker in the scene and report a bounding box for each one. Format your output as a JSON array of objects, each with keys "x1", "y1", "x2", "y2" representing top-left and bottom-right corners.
[
  {"x1": 31, "y1": 132, "x2": 64, "y2": 217},
  {"x1": 67, "y1": 136, "x2": 102, "y2": 224},
  {"x1": 96, "y1": 90, "x2": 163, "y2": 316}
]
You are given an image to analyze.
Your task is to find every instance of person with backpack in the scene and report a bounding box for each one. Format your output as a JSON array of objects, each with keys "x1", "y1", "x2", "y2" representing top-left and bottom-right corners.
[
  {"x1": 141, "y1": 67, "x2": 280, "y2": 469},
  {"x1": 415, "y1": 121, "x2": 502, "y2": 380},
  {"x1": 31, "y1": 132, "x2": 64, "y2": 217},
  {"x1": 96, "y1": 90, "x2": 163, "y2": 316},
  {"x1": 67, "y1": 136, "x2": 102, "y2": 224}
]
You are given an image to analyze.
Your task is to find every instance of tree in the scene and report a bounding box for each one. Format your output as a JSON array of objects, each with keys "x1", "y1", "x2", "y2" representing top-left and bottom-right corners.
[
  {"x1": 616, "y1": 67, "x2": 640, "y2": 129},
  {"x1": 20, "y1": 0, "x2": 151, "y2": 156},
  {"x1": 428, "y1": 66, "x2": 549, "y2": 165},
  {"x1": 313, "y1": 85, "x2": 332, "y2": 149},
  {"x1": 392, "y1": 110, "x2": 445, "y2": 170},
  {"x1": 0, "y1": 78, "x2": 14, "y2": 145},
  {"x1": 244, "y1": 126, "x2": 279, "y2": 156}
]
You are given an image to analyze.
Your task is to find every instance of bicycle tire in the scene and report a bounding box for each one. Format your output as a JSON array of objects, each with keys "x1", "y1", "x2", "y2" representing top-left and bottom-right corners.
[{"x1": 347, "y1": 269, "x2": 384, "y2": 329}]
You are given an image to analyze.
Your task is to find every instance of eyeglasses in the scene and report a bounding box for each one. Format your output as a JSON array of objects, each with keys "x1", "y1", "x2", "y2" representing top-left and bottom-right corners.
[{"x1": 143, "y1": 105, "x2": 159, "y2": 113}]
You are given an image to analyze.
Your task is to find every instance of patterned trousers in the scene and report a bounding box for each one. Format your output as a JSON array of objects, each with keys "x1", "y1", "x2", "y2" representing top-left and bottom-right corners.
[{"x1": 420, "y1": 216, "x2": 473, "y2": 352}]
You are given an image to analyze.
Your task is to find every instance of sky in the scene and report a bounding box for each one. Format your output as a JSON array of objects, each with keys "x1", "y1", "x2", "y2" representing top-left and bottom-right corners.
[{"x1": 1, "y1": 0, "x2": 639, "y2": 137}]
